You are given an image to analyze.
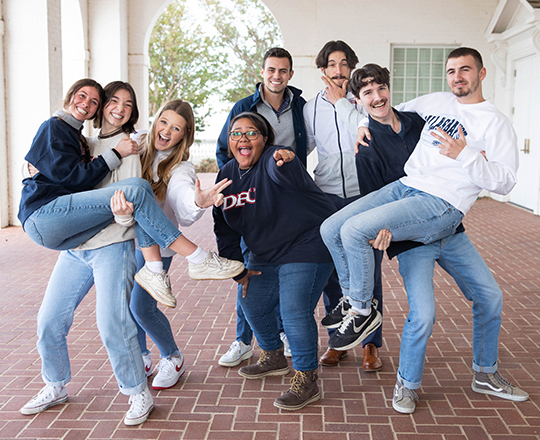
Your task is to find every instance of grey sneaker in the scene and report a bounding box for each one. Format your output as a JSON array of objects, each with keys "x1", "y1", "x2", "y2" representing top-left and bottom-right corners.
[
  {"x1": 472, "y1": 371, "x2": 529, "y2": 402},
  {"x1": 135, "y1": 266, "x2": 176, "y2": 308},
  {"x1": 280, "y1": 332, "x2": 292, "y2": 357},
  {"x1": 124, "y1": 385, "x2": 154, "y2": 426},
  {"x1": 20, "y1": 385, "x2": 68, "y2": 415},
  {"x1": 188, "y1": 251, "x2": 244, "y2": 280},
  {"x1": 218, "y1": 340, "x2": 253, "y2": 367},
  {"x1": 392, "y1": 380, "x2": 418, "y2": 414}
]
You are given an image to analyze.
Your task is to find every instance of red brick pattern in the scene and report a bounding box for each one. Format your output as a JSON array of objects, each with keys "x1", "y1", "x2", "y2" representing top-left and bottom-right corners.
[{"x1": 1, "y1": 175, "x2": 539, "y2": 439}]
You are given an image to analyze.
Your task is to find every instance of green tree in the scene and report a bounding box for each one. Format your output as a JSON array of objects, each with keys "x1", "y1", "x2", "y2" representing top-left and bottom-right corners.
[
  {"x1": 200, "y1": 0, "x2": 283, "y2": 103},
  {"x1": 148, "y1": 0, "x2": 283, "y2": 129},
  {"x1": 148, "y1": 1, "x2": 226, "y2": 130}
]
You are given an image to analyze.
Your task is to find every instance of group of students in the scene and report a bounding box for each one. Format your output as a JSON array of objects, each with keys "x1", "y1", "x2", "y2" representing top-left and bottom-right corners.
[{"x1": 18, "y1": 43, "x2": 530, "y2": 425}]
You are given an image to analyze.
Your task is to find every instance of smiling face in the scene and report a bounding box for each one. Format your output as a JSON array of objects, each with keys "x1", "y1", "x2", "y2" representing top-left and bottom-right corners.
[
  {"x1": 67, "y1": 86, "x2": 101, "y2": 121},
  {"x1": 322, "y1": 51, "x2": 351, "y2": 87},
  {"x1": 260, "y1": 57, "x2": 294, "y2": 96},
  {"x1": 229, "y1": 117, "x2": 267, "y2": 169},
  {"x1": 356, "y1": 80, "x2": 392, "y2": 123},
  {"x1": 102, "y1": 88, "x2": 133, "y2": 133},
  {"x1": 446, "y1": 55, "x2": 486, "y2": 103},
  {"x1": 154, "y1": 110, "x2": 187, "y2": 151}
]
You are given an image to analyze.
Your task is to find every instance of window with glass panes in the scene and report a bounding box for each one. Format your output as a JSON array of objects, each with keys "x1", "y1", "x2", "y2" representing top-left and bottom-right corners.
[{"x1": 391, "y1": 46, "x2": 457, "y2": 105}]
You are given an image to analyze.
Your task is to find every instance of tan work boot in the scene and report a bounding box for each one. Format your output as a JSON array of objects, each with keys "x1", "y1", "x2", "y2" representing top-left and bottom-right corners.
[
  {"x1": 273, "y1": 369, "x2": 320, "y2": 410},
  {"x1": 238, "y1": 346, "x2": 289, "y2": 379}
]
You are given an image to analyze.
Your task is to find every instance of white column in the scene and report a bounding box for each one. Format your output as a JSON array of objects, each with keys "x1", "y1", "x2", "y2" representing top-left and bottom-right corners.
[{"x1": 3, "y1": 0, "x2": 63, "y2": 226}]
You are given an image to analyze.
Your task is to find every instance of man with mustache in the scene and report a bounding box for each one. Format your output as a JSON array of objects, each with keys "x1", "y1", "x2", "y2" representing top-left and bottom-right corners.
[
  {"x1": 325, "y1": 48, "x2": 528, "y2": 413},
  {"x1": 303, "y1": 41, "x2": 383, "y2": 372}
]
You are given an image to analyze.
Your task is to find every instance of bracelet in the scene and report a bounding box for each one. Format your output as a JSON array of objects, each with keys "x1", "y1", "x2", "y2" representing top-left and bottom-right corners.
[{"x1": 111, "y1": 148, "x2": 122, "y2": 160}]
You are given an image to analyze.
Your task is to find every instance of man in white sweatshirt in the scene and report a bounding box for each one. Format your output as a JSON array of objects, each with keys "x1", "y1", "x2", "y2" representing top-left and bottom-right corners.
[{"x1": 320, "y1": 47, "x2": 519, "y2": 356}]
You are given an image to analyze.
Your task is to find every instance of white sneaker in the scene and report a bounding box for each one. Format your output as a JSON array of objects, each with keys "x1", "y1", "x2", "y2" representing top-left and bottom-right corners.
[
  {"x1": 218, "y1": 340, "x2": 253, "y2": 367},
  {"x1": 143, "y1": 353, "x2": 153, "y2": 377},
  {"x1": 135, "y1": 266, "x2": 176, "y2": 308},
  {"x1": 152, "y1": 355, "x2": 186, "y2": 390},
  {"x1": 124, "y1": 385, "x2": 154, "y2": 425},
  {"x1": 20, "y1": 385, "x2": 68, "y2": 415},
  {"x1": 280, "y1": 332, "x2": 292, "y2": 357},
  {"x1": 188, "y1": 251, "x2": 245, "y2": 280}
]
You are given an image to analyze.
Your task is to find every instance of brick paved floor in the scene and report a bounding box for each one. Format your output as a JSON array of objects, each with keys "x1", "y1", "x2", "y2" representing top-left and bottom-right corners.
[{"x1": 0, "y1": 174, "x2": 539, "y2": 440}]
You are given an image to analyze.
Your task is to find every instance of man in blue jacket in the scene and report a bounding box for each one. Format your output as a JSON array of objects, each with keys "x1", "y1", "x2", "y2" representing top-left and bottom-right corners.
[
  {"x1": 216, "y1": 47, "x2": 311, "y2": 368},
  {"x1": 216, "y1": 47, "x2": 309, "y2": 168}
]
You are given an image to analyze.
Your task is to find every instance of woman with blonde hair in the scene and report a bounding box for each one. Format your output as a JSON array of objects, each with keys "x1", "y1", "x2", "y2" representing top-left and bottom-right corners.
[{"x1": 129, "y1": 99, "x2": 231, "y2": 390}]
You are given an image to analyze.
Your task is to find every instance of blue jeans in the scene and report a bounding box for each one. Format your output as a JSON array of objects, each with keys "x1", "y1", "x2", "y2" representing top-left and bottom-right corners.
[
  {"x1": 235, "y1": 238, "x2": 283, "y2": 344},
  {"x1": 36, "y1": 241, "x2": 147, "y2": 395},
  {"x1": 24, "y1": 177, "x2": 182, "y2": 251},
  {"x1": 239, "y1": 262, "x2": 333, "y2": 371},
  {"x1": 320, "y1": 180, "x2": 463, "y2": 309},
  {"x1": 130, "y1": 249, "x2": 180, "y2": 358},
  {"x1": 396, "y1": 232, "x2": 502, "y2": 389},
  {"x1": 323, "y1": 193, "x2": 383, "y2": 345}
]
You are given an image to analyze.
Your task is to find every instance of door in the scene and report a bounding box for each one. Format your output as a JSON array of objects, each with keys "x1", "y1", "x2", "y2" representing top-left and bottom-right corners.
[{"x1": 509, "y1": 55, "x2": 540, "y2": 213}]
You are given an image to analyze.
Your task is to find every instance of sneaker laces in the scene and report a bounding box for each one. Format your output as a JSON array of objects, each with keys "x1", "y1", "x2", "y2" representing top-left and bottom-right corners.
[
  {"x1": 128, "y1": 389, "x2": 150, "y2": 413},
  {"x1": 337, "y1": 310, "x2": 357, "y2": 334},
  {"x1": 208, "y1": 252, "x2": 225, "y2": 269},
  {"x1": 226, "y1": 341, "x2": 241, "y2": 355},
  {"x1": 156, "y1": 358, "x2": 175, "y2": 375},
  {"x1": 490, "y1": 371, "x2": 513, "y2": 387},
  {"x1": 397, "y1": 384, "x2": 418, "y2": 403},
  {"x1": 330, "y1": 296, "x2": 349, "y2": 314}
]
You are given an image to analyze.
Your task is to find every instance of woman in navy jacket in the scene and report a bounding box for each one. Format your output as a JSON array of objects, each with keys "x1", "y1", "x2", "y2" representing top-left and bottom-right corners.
[{"x1": 213, "y1": 112, "x2": 335, "y2": 411}]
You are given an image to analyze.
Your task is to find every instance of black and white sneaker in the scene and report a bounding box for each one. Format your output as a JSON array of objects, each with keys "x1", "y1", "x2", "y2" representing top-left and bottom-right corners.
[
  {"x1": 321, "y1": 296, "x2": 352, "y2": 329},
  {"x1": 328, "y1": 304, "x2": 382, "y2": 351}
]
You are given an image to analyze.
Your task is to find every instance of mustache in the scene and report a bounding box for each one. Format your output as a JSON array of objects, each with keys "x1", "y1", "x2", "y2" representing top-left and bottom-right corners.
[{"x1": 332, "y1": 75, "x2": 347, "y2": 80}]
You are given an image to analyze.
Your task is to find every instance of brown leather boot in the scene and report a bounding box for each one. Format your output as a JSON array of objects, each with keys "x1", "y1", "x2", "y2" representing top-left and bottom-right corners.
[
  {"x1": 362, "y1": 343, "x2": 383, "y2": 372},
  {"x1": 273, "y1": 369, "x2": 320, "y2": 410},
  {"x1": 238, "y1": 346, "x2": 289, "y2": 379}
]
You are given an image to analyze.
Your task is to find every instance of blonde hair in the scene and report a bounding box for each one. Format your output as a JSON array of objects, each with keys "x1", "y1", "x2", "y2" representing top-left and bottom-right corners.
[{"x1": 140, "y1": 100, "x2": 195, "y2": 200}]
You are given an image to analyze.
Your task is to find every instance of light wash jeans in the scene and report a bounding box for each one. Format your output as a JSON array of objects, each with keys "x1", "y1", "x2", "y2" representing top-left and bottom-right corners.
[
  {"x1": 24, "y1": 177, "x2": 181, "y2": 251},
  {"x1": 36, "y1": 240, "x2": 147, "y2": 395},
  {"x1": 396, "y1": 232, "x2": 502, "y2": 389},
  {"x1": 239, "y1": 262, "x2": 333, "y2": 371},
  {"x1": 320, "y1": 180, "x2": 463, "y2": 309},
  {"x1": 130, "y1": 249, "x2": 181, "y2": 358}
]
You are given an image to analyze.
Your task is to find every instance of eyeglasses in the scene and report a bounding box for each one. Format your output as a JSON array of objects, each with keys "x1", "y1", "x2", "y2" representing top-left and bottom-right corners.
[{"x1": 229, "y1": 130, "x2": 260, "y2": 141}]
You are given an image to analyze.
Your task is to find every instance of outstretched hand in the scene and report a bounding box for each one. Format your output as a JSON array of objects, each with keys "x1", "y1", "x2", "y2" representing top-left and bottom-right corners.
[
  {"x1": 431, "y1": 125, "x2": 467, "y2": 160},
  {"x1": 110, "y1": 190, "x2": 134, "y2": 215},
  {"x1": 195, "y1": 178, "x2": 233, "y2": 208},
  {"x1": 368, "y1": 229, "x2": 392, "y2": 251},
  {"x1": 321, "y1": 75, "x2": 347, "y2": 104},
  {"x1": 273, "y1": 149, "x2": 295, "y2": 166},
  {"x1": 236, "y1": 269, "x2": 262, "y2": 298}
]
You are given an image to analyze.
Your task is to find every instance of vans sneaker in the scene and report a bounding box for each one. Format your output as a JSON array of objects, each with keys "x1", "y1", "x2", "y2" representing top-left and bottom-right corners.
[
  {"x1": 20, "y1": 385, "x2": 68, "y2": 415},
  {"x1": 135, "y1": 266, "x2": 176, "y2": 308},
  {"x1": 392, "y1": 380, "x2": 418, "y2": 414},
  {"x1": 472, "y1": 371, "x2": 529, "y2": 401},
  {"x1": 188, "y1": 251, "x2": 244, "y2": 280},
  {"x1": 328, "y1": 302, "x2": 382, "y2": 351},
  {"x1": 124, "y1": 385, "x2": 154, "y2": 425},
  {"x1": 152, "y1": 355, "x2": 186, "y2": 390},
  {"x1": 218, "y1": 340, "x2": 253, "y2": 367},
  {"x1": 143, "y1": 353, "x2": 153, "y2": 377}
]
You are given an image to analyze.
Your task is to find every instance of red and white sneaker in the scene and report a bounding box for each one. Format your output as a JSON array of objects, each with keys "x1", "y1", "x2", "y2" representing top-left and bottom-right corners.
[{"x1": 152, "y1": 355, "x2": 186, "y2": 390}]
